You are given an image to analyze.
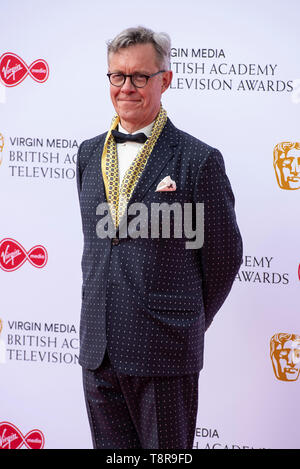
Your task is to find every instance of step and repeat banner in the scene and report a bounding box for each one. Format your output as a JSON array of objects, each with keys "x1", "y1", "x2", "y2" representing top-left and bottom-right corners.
[{"x1": 0, "y1": 0, "x2": 299, "y2": 449}]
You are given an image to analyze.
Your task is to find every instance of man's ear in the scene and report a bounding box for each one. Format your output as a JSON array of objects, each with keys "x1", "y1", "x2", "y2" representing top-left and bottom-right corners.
[{"x1": 161, "y1": 70, "x2": 173, "y2": 93}]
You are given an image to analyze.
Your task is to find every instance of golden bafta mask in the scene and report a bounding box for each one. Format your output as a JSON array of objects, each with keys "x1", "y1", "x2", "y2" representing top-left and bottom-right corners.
[
  {"x1": 273, "y1": 142, "x2": 300, "y2": 190},
  {"x1": 270, "y1": 333, "x2": 300, "y2": 381},
  {"x1": 0, "y1": 133, "x2": 4, "y2": 166}
]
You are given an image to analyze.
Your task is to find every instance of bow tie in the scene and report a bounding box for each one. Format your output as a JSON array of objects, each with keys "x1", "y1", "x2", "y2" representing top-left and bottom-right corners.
[{"x1": 111, "y1": 129, "x2": 148, "y2": 144}]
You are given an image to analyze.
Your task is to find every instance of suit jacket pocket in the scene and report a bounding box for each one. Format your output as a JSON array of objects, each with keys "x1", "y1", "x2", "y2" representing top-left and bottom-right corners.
[
  {"x1": 147, "y1": 292, "x2": 204, "y2": 332},
  {"x1": 148, "y1": 292, "x2": 202, "y2": 311}
]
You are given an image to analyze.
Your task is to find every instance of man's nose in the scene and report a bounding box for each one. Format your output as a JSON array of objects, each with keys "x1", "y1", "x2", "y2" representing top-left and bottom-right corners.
[{"x1": 121, "y1": 76, "x2": 136, "y2": 93}]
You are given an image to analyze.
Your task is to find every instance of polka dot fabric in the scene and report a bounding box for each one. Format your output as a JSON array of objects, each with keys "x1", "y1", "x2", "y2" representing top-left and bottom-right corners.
[
  {"x1": 82, "y1": 351, "x2": 199, "y2": 449},
  {"x1": 76, "y1": 117, "x2": 243, "y2": 375}
]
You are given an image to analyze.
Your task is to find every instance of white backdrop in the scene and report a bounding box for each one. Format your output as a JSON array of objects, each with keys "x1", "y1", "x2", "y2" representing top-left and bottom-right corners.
[{"x1": 1, "y1": 0, "x2": 299, "y2": 449}]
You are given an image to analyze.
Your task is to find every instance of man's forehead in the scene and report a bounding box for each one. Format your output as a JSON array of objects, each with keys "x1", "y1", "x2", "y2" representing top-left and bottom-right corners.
[{"x1": 109, "y1": 43, "x2": 156, "y2": 59}]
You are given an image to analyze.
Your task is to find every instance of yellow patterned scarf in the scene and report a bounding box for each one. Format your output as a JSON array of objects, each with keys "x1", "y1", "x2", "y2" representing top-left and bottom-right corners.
[{"x1": 101, "y1": 105, "x2": 167, "y2": 228}]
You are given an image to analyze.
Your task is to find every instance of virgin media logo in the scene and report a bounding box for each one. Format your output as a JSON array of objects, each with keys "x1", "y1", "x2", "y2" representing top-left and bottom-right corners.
[
  {"x1": 0, "y1": 238, "x2": 48, "y2": 272},
  {"x1": 0, "y1": 421, "x2": 45, "y2": 449},
  {"x1": 0, "y1": 53, "x2": 49, "y2": 87}
]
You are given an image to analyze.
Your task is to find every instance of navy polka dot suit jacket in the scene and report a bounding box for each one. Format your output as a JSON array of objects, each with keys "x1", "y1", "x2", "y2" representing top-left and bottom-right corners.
[{"x1": 76, "y1": 118, "x2": 242, "y2": 376}]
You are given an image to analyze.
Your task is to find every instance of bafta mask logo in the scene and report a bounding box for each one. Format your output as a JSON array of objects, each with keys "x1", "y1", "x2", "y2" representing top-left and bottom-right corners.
[
  {"x1": 0, "y1": 133, "x2": 4, "y2": 166},
  {"x1": 273, "y1": 142, "x2": 300, "y2": 190},
  {"x1": 270, "y1": 333, "x2": 300, "y2": 381}
]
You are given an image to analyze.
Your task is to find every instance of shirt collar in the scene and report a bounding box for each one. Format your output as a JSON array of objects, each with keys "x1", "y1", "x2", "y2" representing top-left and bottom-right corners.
[{"x1": 118, "y1": 121, "x2": 154, "y2": 138}]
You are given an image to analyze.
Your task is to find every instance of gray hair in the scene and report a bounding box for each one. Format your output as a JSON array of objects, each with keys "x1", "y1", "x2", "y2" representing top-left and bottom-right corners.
[{"x1": 107, "y1": 26, "x2": 171, "y2": 69}]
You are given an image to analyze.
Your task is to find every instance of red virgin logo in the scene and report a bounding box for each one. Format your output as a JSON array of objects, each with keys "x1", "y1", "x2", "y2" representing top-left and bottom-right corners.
[
  {"x1": 0, "y1": 238, "x2": 48, "y2": 272},
  {"x1": 0, "y1": 53, "x2": 49, "y2": 87},
  {"x1": 0, "y1": 421, "x2": 45, "y2": 449}
]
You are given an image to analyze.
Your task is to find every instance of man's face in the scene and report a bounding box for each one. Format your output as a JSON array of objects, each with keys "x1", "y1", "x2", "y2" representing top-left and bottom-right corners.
[
  {"x1": 271, "y1": 339, "x2": 300, "y2": 381},
  {"x1": 108, "y1": 43, "x2": 172, "y2": 133},
  {"x1": 275, "y1": 148, "x2": 300, "y2": 190}
]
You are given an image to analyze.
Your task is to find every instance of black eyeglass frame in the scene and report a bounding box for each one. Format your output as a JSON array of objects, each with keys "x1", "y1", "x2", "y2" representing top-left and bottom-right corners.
[{"x1": 107, "y1": 70, "x2": 166, "y2": 88}]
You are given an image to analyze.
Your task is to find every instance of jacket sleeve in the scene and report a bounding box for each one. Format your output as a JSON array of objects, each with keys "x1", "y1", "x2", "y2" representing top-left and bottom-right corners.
[
  {"x1": 194, "y1": 148, "x2": 243, "y2": 330},
  {"x1": 76, "y1": 142, "x2": 84, "y2": 198}
]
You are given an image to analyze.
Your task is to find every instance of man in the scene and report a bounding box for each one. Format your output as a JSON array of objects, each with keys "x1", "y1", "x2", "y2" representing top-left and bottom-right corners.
[{"x1": 76, "y1": 26, "x2": 242, "y2": 449}]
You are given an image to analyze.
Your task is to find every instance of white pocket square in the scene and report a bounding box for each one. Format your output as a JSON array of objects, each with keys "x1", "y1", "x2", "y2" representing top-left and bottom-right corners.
[{"x1": 155, "y1": 175, "x2": 176, "y2": 192}]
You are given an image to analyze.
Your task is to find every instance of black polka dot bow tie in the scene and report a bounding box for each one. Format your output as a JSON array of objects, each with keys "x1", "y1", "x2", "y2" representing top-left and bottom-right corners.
[{"x1": 111, "y1": 130, "x2": 148, "y2": 144}]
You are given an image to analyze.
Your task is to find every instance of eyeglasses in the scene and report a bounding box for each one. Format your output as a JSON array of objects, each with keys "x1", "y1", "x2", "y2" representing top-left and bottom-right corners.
[{"x1": 107, "y1": 70, "x2": 166, "y2": 88}]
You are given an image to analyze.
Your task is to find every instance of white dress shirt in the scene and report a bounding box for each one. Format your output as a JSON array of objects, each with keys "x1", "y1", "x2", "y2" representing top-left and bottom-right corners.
[{"x1": 116, "y1": 121, "x2": 154, "y2": 186}]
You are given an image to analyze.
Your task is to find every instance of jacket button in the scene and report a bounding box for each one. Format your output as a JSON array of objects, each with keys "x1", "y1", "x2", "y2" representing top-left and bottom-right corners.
[{"x1": 112, "y1": 238, "x2": 120, "y2": 246}]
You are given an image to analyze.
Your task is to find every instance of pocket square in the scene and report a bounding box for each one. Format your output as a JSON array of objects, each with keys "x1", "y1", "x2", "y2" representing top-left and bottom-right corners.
[{"x1": 155, "y1": 176, "x2": 176, "y2": 192}]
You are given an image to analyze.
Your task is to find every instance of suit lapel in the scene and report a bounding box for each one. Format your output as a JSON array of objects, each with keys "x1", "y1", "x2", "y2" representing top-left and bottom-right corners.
[{"x1": 91, "y1": 135, "x2": 107, "y2": 203}]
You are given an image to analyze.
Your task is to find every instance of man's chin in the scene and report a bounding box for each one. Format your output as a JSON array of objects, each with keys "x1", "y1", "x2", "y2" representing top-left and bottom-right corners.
[{"x1": 119, "y1": 107, "x2": 141, "y2": 121}]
